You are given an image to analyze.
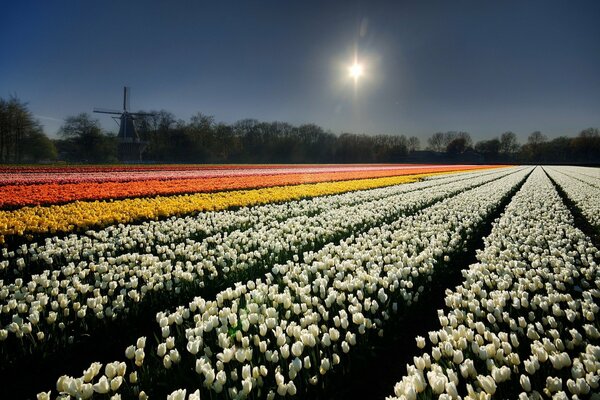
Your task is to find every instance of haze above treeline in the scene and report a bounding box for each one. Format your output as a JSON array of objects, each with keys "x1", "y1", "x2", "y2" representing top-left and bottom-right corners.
[{"x1": 1, "y1": 96, "x2": 598, "y2": 165}]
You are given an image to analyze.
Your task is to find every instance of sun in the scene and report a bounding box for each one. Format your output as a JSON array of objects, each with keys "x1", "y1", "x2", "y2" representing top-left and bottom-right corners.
[{"x1": 349, "y1": 63, "x2": 364, "y2": 80}]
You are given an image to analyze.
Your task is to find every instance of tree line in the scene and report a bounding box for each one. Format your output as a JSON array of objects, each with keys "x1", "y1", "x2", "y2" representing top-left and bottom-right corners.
[
  {"x1": 425, "y1": 129, "x2": 600, "y2": 164},
  {"x1": 1, "y1": 96, "x2": 598, "y2": 164},
  {"x1": 0, "y1": 97, "x2": 57, "y2": 162},
  {"x1": 131, "y1": 112, "x2": 421, "y2": 163}
]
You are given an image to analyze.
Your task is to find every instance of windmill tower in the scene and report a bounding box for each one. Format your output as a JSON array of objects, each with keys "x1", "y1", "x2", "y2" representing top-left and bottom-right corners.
[{"x1": 94, "y1": 86, "x2": 155, "y2": 162}]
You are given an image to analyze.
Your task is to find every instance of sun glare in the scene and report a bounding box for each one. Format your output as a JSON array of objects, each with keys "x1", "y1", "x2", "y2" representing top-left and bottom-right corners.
[{"x1": 349, "y1": 63, "x2": 363, "y2": 79}]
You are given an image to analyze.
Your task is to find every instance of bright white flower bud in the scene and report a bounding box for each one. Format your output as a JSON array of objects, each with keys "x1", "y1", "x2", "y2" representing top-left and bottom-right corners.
[
  {"x1": 520, "y1": 375, "x2": 531, "y2": 392},
  {"x1": 92, "y1": 376, "x2": 110, "y2": 394}
]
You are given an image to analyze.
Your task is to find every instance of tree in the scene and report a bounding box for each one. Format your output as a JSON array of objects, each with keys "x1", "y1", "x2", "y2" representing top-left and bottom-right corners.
[
  {"x1": 60, "y1": 113, "x2": 99, "y2": 138},
  {"x1": 136, "y1": 110, "x2": 180, "y2": 161},
  {"x1": 427, "y1": 132, "x2": 445, "y2": 152},
  {"x1": 572, "y1": 128, "x2": 600, "y2": 163},
  {"x1": 0, "y1": 95, "x2": 56, "y2": 162},
  {"x1": 475, "y1": 138, "x2": 500, "y2": 161},
  {"x1": 3, "y1": 96, "x2": 30, "y2": 162},
  {"x1": 446, "y1": 137, "x2": 469, "y2": 155},
  {"x1": 429, "y1": 131, "x2": 472, "y2": 153},
  {"x1": 296, "y1": 124, "x2": 329, "y2": 162},
  {"x1": 578, "y1": 127, "x2": 600, "y2": 138},
  {"x1": 542, "y1": 136, "x2": 572, "y2": 163},
  {"x1": 499, "y1": 131, "x2": 519, "y2": 154},
  {"x1": 233, "y1": 119, "x2": 260, "y2": 136},
  {"x1": 22, "y1": 128, "x2": 57, "y2": 161},
  {"x1": 189, "y1": 112, "x2": 215, "y2": 131},
  {"x1": 407, "y1": 136, "x2": 420, "y2": 152},
  {"x1": 452, "y1": 132, "x2": 473, "y2": 148},
  {"x1": 527, "y1": 131, "x2": 547, "y2": 146},
  {"x1": 336, "y1": 133, "x2": 377, "y2": 162},
  {"x1": 522, "y1": 131, "x2": 548, "y2": 162},
  {"x1": 58, "y1": 113, "x2": 116, "y2": 162},
  {"x1": 184, "y1": 112, "x2": 217, "y2": 162},
  {"x1": 372, "y1": 134, "x2": 408, "y2": 162}
]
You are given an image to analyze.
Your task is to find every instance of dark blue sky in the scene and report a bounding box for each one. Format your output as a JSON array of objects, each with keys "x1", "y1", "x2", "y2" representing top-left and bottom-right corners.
[{"x1": 2, "y1": 1, "x2": 599, "y2": 142}]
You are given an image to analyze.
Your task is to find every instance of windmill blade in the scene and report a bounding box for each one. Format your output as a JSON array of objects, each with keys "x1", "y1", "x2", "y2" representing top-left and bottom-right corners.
[
  {"x1": 124, "y1": 86, "x2": 131, "y2": 112},
  {"x1": 123, "y1": 86, "x2": 128, "y2": 111},
  {"x1": 94, "y1": 108, "x2": 122, "y2": 115}
]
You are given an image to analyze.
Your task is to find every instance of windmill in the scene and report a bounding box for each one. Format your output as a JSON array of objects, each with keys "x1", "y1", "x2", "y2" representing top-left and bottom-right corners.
[{"x1": 94, "y1": 86, "x2": 155, "y2": 162}]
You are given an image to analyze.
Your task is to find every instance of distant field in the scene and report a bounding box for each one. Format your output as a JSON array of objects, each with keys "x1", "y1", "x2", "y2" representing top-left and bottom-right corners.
[
  {"x1": 0, "y1": 163, "x2": 495, "y2": 239},
  {"x1": 0, "y1": 164, "x2": 598, "y2": 400}
]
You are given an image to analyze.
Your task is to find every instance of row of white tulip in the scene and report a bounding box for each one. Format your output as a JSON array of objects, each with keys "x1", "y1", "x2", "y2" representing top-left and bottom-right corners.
[
  {"x1": 548, "y1": 166, "x2": 600, "y2": 187},
  {"x1": 0, "y1": 168, "x2": 520, "y2": 358},
  {"x1": 548, "y1": 166, "x2": 600, "y2": 190},
  {"x1": 387, "y1": 167, "x2": 600, "y2": 400},
  {"x1": 40, "y1": 168, "x2": 532, "y2": 399},
  {"x1": 544, "y1": 166, "x2": 600, "y2": 230},
  {"x1": 565, "y1": 166, "x2": 599, "y2": 179}
]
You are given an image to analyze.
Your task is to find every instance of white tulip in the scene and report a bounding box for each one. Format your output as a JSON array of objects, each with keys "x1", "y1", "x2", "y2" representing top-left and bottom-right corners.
[
  {"x1": 92, "y1": 376, "x2": 110, "y2": 394},
  {"x1": 167, "y1": 389, "x2": 186, "y2": 400}
]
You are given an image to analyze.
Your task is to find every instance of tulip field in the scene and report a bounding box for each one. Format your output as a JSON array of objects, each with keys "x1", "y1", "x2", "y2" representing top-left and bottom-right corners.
[{"x1": 0, "y1": 164, "x2": 598, "y2": 400}]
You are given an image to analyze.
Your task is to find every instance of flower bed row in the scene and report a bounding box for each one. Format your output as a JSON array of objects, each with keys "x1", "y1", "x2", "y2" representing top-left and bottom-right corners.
[
  {"x1": 0, "y1": 165, "x2": 484, "y2": 186},
  {"x1": 387, "y1": 167, "x2": 600, "y2": 399},
  {"x1": 38, "y1": 168, "x2": 531, "y2": 399},
  {"x1": 551, "y1": 166, "x2": 600, "y2": 187},
  {"x1": 0, "y1": 166, "x2": 498, "y2": 208},
  {"x1": 545, "y1": 166, "x2": 600, "y2": 231},
  {"x1": 0, "y1": 168, "x2": 519, "y2": 362},
  {"x1": 549, "y1": 166, "x2": 600, "y2": 189}
]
